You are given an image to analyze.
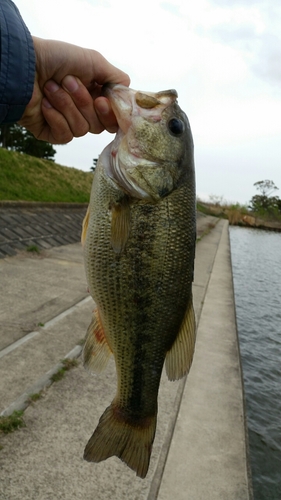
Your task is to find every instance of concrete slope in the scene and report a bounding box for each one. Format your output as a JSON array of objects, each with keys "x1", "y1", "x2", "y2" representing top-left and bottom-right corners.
[{"x1": 0, "y1": 203, "x2": 87, "y2": 258}]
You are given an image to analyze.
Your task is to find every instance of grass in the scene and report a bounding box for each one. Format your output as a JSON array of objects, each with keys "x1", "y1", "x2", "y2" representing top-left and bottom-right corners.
[
  {"x1": 26, "y1": 244, "x2": 40, "y2": 253},
  {"x1": 0, "y1": 148, "x2": 93, "y2": 202},
  {"x1": 0, "y1": 357, "x2": 79, "y2": 441},
  {"x1": 28, "y1": 392, "x2": 43, "y2": 403},
  {"x1": 50, "y1": 358, "x2": 79, "y2": 383},
  {"x1": 77, "y1": 338, "x2": 85, "y2": 346},
  {"x1": 197, "y1": 220, "x2": 217, "y2": 242},
  {"x1": 0, "y1": 411, "x2": 25, "y2": 434},
  {"x1": 197, "y1": 200, "x2": 249, "y2": 224},
  {"x1": 197, "y1": 198, "x2": 281, "y2": 231}
]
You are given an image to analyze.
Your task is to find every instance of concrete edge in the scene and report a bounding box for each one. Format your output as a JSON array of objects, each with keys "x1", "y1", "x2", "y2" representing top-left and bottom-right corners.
[
  {"x1": 0, "y1": 345, "x2": 82, "y2": 417},
  {"x1": 0, "y1": 296, "x2": 91, "y2": 360}
]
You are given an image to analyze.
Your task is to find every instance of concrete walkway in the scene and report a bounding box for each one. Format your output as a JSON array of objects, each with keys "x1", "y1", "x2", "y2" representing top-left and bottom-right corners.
[{"x1": 0, "y1": 218, "x2": 252, "y2": 500}]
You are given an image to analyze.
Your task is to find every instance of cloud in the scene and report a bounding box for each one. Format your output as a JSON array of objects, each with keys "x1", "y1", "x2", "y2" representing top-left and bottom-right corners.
[
  {"x1": 210, "y1": 0, "x2": 266, "y2": 6},
  {"x1": 196, "y1": 0, "x2": 281, "y2": 88},
  {"x1": 252, "y1": 34, "x2": 281, "y2": 85}
]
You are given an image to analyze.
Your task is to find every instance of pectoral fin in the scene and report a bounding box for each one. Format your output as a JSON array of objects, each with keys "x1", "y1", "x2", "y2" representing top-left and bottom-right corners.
[
  {"x1": 81, "y1": 206, "x2": 90, "y2": 246},
  {"x1": 165, "y1": 298, "x2": 196, "y2": 381},
  {"x1": 110, "y1": 198, "x2": 131, "y2": 253},
  {"x1": 82, "y1": 308, "x2": 112, "y2": 372}
]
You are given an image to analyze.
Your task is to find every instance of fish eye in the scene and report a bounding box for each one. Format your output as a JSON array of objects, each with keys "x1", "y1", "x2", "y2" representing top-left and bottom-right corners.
[{"x1": 168, "y1": 118, "x2": 184, "y2": 136}]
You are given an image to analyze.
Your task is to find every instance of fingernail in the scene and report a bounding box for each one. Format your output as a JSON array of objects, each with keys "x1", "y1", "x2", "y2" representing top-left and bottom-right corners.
[
  {"x1": 63, "y1": 75, "x2": 79, "y2": 93},
  {"x1": 42, "y1": 97, "x2": 53, "y2": 109},
  {"x1": 45, "y1": 80, "x2": 60, "y2": 93}
]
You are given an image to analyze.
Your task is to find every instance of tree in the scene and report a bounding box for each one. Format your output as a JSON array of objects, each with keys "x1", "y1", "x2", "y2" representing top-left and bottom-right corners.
[
  {"x1": 249, "y1": 180, "x2": 280, "y2": 216},
  {"x1": 90, "y1": 157, "x2": 98, "y2": 172},
  {"x1": 0, "y1": 123, "x2": 56, "y2": 161},
  {"x1": 253, "y1": 179, "x2": 278, "y2": 197},
  {"x1": 21, "y1": 129, "x2": 56, "y2": 161},
  {"x1": 0, "y1": 124, "x2": 24, "y2": 150}
]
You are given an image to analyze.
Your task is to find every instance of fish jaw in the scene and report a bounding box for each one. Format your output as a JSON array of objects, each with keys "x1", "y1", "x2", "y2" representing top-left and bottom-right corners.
[{"x1": 102, "y1": 85, "x2": 193, "y2": 202}]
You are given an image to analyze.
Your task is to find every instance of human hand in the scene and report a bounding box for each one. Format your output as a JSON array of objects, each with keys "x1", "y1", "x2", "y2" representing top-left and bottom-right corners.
[{"x1": 18, "y1": 37, "x2": 130, "y2": 144}]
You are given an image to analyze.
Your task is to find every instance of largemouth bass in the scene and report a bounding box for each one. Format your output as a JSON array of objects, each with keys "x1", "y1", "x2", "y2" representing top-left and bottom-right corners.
[{"x1": 82, "y1": 84, "x2": 196, "y2": 478}]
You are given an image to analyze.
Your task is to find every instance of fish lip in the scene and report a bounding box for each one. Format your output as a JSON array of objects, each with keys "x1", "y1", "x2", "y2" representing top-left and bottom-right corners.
[
  {"x1": 102, "y1": 84, "x2": 133, "y2": 106},
  {"x1": 102, "y1": 84, "x2": 134, "y2": 134}
]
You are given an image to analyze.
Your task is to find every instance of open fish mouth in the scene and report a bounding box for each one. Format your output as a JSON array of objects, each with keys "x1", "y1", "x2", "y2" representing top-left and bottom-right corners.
[{"x1": 103, "y1": 84, "x2": 179, "y2": 134}]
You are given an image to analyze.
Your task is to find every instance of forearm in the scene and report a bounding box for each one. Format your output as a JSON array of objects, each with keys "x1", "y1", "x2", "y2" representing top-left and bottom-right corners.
[{"x1": 0, "y1": 0, "x2": 35, "y2": 124}]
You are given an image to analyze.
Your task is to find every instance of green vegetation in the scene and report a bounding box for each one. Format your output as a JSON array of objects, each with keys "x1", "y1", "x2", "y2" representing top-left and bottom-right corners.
[
  {"x1": 197, "y1": 179, "x2": 281, "y2": 229},
  {"x1": 50, "y1": 358, "x2": 79, "y2": 383},
  {"x1": 28, "y1": 392, "x2": 43, "y2": 403},
  {"x1": 50, "y1": 369, "x2": 65, "y2": 383},
  {"x1": 0, "y1": 358, "x2": 79, "y2": 440},
  {"x1": 197, "y1": 199, "x2": 248, "y2": 224},
  {"x1": 0, "y1": 123, "x2": 56, "y2": 161},
  {"x1": 248, "y1": 180, "x2": 281, "y2": 220},
  {"x1": 26, "y1": 244, "x2": 40, "y2": 253},
  {"x1": 0, "y1": 148, "x2": 93, "y2": 202},
  {"x1": 0, "y1": 411, "x2": 25, "y2": 434}
]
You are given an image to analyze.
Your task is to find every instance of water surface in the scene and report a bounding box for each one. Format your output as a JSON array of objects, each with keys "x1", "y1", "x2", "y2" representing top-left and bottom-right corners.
[{"x1": 229, "y1": 226, "x2": 281, "y2": 500}]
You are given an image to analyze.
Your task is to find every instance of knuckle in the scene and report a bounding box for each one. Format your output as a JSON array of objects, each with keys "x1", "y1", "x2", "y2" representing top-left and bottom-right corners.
[
  {"x1": 54, "y1": 129, "x2": 73, "y2": 144},
  {"x1": 47, "y1": 88, "x2": 72, "y2": 109},
  {"x1": 74, "y1": 122, "x2": 90, "y2": 138}
]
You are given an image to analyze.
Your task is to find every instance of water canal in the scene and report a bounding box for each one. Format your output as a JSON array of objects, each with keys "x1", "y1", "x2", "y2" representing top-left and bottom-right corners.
[{"x1": 229, "y1": 226, "x2": 281, "y2": 500}]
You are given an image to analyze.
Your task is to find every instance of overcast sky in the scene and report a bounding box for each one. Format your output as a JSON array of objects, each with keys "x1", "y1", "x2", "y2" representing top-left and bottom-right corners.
[{"x1": 15, "y1": 0, "x2": 281, "y2": 205}]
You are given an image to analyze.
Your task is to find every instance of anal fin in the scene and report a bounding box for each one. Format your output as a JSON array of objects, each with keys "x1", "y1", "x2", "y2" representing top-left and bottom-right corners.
[
  {"x1": 82, "y1": 308, "x2": 112, "y2": 372},
  {"x1": 165, "y1": 298, "x2": 196, "y2": 381}
]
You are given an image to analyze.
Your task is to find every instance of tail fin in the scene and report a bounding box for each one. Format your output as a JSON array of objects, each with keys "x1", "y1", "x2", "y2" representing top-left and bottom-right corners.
[{"x1": 84, "y1": 403, "x2": 157, "y2": 478}]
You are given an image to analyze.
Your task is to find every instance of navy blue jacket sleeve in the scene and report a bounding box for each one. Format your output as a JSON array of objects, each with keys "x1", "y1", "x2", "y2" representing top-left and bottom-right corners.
[{"x1": 0, "y1": 0, "x2": 35, "y2": 124}]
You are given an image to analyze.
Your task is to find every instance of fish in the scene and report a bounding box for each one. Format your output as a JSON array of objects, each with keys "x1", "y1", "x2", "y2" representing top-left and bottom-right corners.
[{"x1": 81, "y1": 84, "x2": 196, "y2": 478}]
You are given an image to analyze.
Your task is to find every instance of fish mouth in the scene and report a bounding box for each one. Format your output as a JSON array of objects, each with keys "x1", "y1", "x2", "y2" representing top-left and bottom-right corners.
[{"x1": 103, "y1": 84, "x2": 178, "y2": 133}]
